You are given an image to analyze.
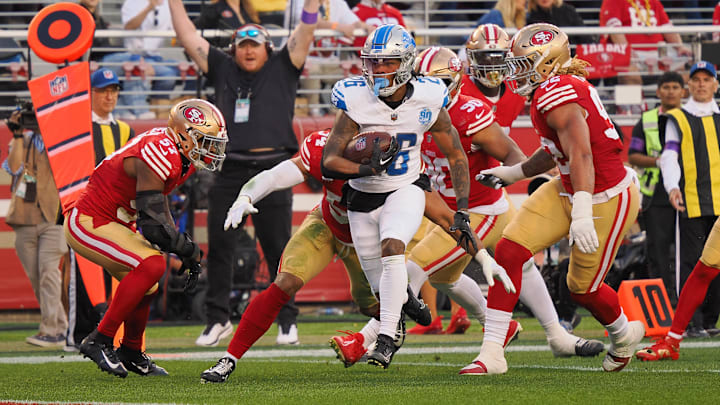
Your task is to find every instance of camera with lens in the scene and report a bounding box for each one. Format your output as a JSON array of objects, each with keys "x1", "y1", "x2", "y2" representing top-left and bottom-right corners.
[{"x1": 16, "y1": 100, "x2": 39, "y2": 131}]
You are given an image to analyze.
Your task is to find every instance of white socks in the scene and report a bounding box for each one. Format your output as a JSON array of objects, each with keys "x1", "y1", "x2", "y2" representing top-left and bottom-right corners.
[
  {"x1": 519, "y1": 259, "x2": 565, "y2": 339},
  {"x1": 484, "y1": 308, "x2": 512, "y2": 345},
  {"x1": 433, "y1": 274, "x2": 487, "y2": 324},
  {"x1": 605, "y1": 309, "x2": 629, "y2": 341},
  {"x1": 359, "y1": 318, "x2": 380, "y2": 349},
  {"x1": 406, "y1": 260, "x2": 428, "y2": 296},
  {"x1": 379, "y1": 255, "x2": 408, "y2": 337}
]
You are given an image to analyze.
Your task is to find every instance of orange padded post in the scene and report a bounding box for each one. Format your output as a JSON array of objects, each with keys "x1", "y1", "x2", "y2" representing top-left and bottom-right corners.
[{"x1": 617, "y1": 278, "x2": 674, "y2": 337}]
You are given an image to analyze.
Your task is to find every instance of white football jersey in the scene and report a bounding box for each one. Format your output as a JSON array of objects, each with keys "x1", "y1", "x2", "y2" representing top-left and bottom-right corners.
[{"x1": 331, "y1": 75, "x2": 449, "y2": 193}]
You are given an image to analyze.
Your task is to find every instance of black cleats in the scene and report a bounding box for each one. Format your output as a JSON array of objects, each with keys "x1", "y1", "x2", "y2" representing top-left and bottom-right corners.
[
  {"x1": 117, "y1": 345, "x2": 168, "y2": 376},
  {"x1": 201, "y1": 357, "x2": 236, "y2": 383},
  {"x1": 575, "y1": 338, "x2": 606, "y2": 357},
  {"x1": 367, "y1": 334, "x2": 398, "y2": 369},
  {"x1": 402, "y1": 286, "x2": 432, "y2": 326},
  {"x1": 80, "y1": 330, "x2": 128, "y2": 378}
]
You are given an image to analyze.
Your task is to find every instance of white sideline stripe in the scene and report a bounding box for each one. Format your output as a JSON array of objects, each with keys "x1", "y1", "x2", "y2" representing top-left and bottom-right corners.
[{"x1": 3, "y1": 341, "x2": 720, "y2": 365}]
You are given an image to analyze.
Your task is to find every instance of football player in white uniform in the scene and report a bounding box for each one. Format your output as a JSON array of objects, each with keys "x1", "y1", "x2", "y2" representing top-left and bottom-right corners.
[{"x1": 322, "y1": 24, "x2": 473, "y2": 369}]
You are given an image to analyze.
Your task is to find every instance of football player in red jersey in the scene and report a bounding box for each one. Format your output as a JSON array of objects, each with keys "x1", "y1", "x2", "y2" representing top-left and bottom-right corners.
[
  {"x1": 199, "y1": 129, "x2": 507, "y2": 382},
  {"x1": 462, "y1": 23, "x2": 643, "y2": 375},
  {"x1": 64, "y1": 99, "x2": 228, "y2": 378},
  {"x1": 351, "y1": 0, "x2": 406, "y2": 51},
  {"x1": 461, "y1": 24, "x2": 526, "y2": 133}
]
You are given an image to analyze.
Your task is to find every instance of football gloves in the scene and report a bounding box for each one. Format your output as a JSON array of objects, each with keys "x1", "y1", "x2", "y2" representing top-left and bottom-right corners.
[
  {"x1": 475, "y1": 249, "x2": 516, "y2": 294},
  {"x1": 475, "y1": 163, "x2": 526, "y2": 189},
  {"x1": 224, "y1": 195, "x2": 258, "y2": 231},
  {"x1": 449, "y1": 211, "x2": 477, "y2": 252},
  {"x1": 569, "y1": 191, "x2": 599, "y2": 254},
  {"x1": 180, "y1": 256, "x2": 202, "y2": 293},
  {"x1": 369, "y1": 137, "x2": 399, "y2": 174}
]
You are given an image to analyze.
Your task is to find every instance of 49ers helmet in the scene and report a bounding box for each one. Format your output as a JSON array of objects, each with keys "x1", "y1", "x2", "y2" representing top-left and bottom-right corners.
[
  {"x1": 167, "y1": 99, "x2": 228, "y2": 172},
  {"x1": 414, "y1": 47, "x2": 463, "y2": 104},
  {"x1": 505, "y1": 23, "x2": 571, "y2": 96},
  {"x1": 466, "y1": 24, "x2": 510, "y2": 88}
]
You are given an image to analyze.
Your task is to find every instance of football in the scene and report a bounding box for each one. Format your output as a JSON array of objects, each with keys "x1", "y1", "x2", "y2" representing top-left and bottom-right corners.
[{"x1": 343, "y1": 131, "x2": 393, "y2": 164}]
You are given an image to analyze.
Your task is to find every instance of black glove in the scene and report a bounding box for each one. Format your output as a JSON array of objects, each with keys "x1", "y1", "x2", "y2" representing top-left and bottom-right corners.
[
  {"x1": 170, "y1": 231, "x2": 201, "y2": 259},
  {"x1": 449, "y1": 211, "x2": 477, "y2": 252},
  {"x1": 177, "y1": 249, "x2": 203, "y2": 293},
  {"x1": 368, "y1": 137, "x2": 399, "y2": 174},
  {"x1": 475, "y1": 173, "x2": 509, "y2": 190}
]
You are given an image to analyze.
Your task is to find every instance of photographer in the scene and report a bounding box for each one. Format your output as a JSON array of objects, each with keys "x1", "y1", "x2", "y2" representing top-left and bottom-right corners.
[{"x1": 3, "y1": 109, "x2": 68, "y2": 347}]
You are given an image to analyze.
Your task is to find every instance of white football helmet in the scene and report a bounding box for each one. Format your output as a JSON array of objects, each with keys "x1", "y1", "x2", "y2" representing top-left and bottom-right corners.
[
  {"x1": 167, "y1": 99, "x2": 228, "y2": 171},
  {"x1": 414, "y1": 47, "x2": 463, "y2": 104},
  {"x1": 505, "y1": 23, "x2": 571, "y2": 96},
  {"x1": 360, "y1": 24, "x2": 416, "y2": 97},
  {"x1": 466, "y1": 24, "x2": 510, "y2": 88}
]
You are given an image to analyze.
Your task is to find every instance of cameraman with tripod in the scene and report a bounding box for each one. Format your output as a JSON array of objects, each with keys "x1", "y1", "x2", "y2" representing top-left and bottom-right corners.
[{"x1": 3, "y1": 108, "x2": 67, "y2": 347}]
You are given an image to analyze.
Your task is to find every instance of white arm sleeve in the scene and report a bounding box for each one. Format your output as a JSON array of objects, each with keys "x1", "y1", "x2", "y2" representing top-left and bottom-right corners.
[
  {"x1": 659, "y1": 120, "x2": 682, "y2": 194},
  {"x1": 239, "y1": 160, "x2": 306, "y2": 203}
]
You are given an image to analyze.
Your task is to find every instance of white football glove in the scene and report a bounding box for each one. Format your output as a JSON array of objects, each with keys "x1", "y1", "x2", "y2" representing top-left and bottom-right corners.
[
  {"x1": 475, "y1": 163, "x2": 526, "y2": 189},
  {"x1": 568, "y1": 191, "x2": 599, "y2": 254},
  {"x1": 475, "y1": 249, "x2": 516, "y2": 294},
  {"x1": 224, "y1": 195, "x2": 258, "y2": 231}
]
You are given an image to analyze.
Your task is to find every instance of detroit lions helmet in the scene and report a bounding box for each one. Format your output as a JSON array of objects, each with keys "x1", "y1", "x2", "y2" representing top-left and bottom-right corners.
[
  {"x1": 167, "y1": 99, "x2": 228, "y2": 172},
  {"x1": 360, "y1": 24, "x2": 416, "y2": 97},
  {"x1": 505, "y1": 23, "x2": 571, "y2": 96}
]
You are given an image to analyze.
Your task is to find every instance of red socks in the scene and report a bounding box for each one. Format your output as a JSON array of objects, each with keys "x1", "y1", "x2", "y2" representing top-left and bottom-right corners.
[
  {"x1": 98, "y1": 255, "x2": 165, "y2": 339},
  {"x1": 489, "y1": 238, "x2": 528, "y2": 312},
  {"x1": 670, "y1": 261, "x2": 720, "y2": 336},
  {"x1": 570, "y1": 283, "x2": 621, "y2": 325},
  {"x1": 121, "y1": 292, "x2": 157, "y2": 351},
  {"x1": 227, "y1": 283, "x2": 291, "y2": 359}
]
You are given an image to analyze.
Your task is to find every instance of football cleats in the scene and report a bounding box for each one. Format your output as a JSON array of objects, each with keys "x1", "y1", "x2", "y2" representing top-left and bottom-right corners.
[
  {"x1": 414, "y1": 46, "x2": 463, "y2": 104},
  {"x1": 360, "y1": 24, "x2": 416, "y2": 97},
  {"x1": 167, "y1": 99, "x2": 228, "y2": 172},
  {"x1": 466, "y1": 24, "x2": 510, "y2": 88},
  {"x1": 505, "y1": 23, "x2": 571, "y2": 96}
]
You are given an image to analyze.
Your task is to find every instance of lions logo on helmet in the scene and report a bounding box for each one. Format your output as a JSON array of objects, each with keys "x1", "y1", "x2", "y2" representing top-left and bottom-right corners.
[
  {"x1": 168, "y1": 99, "x2": 228, "y2": 172},
  {"x1": 465, "y1": 24, "x2": 510, "y2": 88},
  {"x1": 505, "y1": 23, "x2": 571, "y2": 97},
  {"x1": 360, "y1": 24, "x2": 416, "y2": 97}
]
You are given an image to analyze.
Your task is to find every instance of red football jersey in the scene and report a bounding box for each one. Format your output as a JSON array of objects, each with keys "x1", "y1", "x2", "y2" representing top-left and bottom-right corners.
[
  {"x1": 352, "y1": 3, "x2": 406, "y2": 51},
  {"x1": 299, "y1": 131, "x2": 352, "y2": 244},
  {"x1": 600, "y1": 0, "x2": 670, "y2": 51},
  {"x1": 530, "y1": 75, "x2": 626, "y2": 194},
  {"x1": 460, "y1": 75, "x2": 526, "y2": 128},
  {"x1": 422, "y1": 94, "x2": 503, "y2": 210},
  {"x1": 72, "y1": 128, "x2": 194, "y2": 227}
]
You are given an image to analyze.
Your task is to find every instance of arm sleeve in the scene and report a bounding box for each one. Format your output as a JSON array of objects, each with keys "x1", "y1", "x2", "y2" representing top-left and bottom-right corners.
[
  {"x1": 240, "y1": 160, "x2": 306, "y2": 203},
  {"x1": 628, "y1": 120, "x2": 645, "y2": 154},
  {"x1": 659, "y1": 120, "x2": 681, "y2": 193}
]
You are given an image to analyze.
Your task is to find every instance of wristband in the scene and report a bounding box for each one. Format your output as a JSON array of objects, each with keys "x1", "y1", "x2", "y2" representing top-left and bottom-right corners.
[{"x1": 301, "y1": 10, "x2": 318, "y2": 24}]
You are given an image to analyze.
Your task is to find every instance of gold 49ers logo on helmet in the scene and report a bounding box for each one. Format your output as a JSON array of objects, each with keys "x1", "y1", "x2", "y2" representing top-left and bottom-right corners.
[
  {"x1": 183, "y1": 106, "x2": 206, "y2": 125},
  {"x1": 530, "y1": 30, "x2": 554, "y2": 46}
]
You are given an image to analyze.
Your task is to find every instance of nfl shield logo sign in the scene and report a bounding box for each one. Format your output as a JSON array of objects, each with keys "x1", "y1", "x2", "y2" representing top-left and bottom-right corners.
[
  {"x1": 355, "y1": 136, "x2": 367, "y2": 151},
  {"x1": 49, "y1": 75, "x2": 69, "y2": 96}
]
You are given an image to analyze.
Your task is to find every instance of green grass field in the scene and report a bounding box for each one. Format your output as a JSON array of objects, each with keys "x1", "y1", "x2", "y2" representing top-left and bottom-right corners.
[{"x1": 1, "y1": 314, "x2": 719, "y2": 404}]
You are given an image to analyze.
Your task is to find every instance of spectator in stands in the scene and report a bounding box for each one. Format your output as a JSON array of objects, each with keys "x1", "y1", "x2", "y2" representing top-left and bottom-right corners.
[
  {"x1": 713, "y1": 2, "x2": 720, "y2": 42},
  {"x1": 352, "y1": 0, "x2": 405, "y2": 51},
  {"x1": 476, "y1": 0, "x2": 526, "y2": 29},
  {"x1": 526, "y1": 0, "x2": 594, "y2": 45},
  {"x1": 3, "y1": 110, "x2": 68, "y2": 347},
  {"x1": 169, "y1": 0, "x2": 319, "y2": 347},
  {"x1": 628, "y1": 71, "x2": 684, "y2": 306},
  {"x1": 79, "y1": 0, "x2": 113, "y2": 62},
  {"x1": 194, "y1": 0, "x2": 260, "y2": 48},
  {"x1": 250, "y1": 0, "x2": 287, "y2": 26},
  {"x1": 600, "y1": 0, "x2": 692, "y2": 86},
  {"x1": 102, "y1": 0, "x2": 182, "y2": 120},
  {"x1": 285, "y1": 0, "x2": 368, "y2": 116},
  {"x1": 658, "y1": 61, "x2": 720, "y2": 337}
]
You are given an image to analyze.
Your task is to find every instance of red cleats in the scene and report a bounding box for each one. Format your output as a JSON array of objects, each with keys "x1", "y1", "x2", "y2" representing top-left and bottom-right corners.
[
  {"x1": 636, "y1": 336, "x2": 681, "y2": 361},
  {"x1": 329, "y1": 330, "x2": 366, "y2": 368},
  {"x1": 408, "y1": 315, "x2": 443, "y2": 335},
  {"x1": 444, "y1": 308, "x2": 472, "y2": 334}
]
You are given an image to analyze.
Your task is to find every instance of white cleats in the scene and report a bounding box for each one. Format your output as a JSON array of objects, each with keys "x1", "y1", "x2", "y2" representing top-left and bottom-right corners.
[
  {"x1": 459, "y1": 341, "x2": 507, "y2": 376},
  {"x1": 603, "y1": 320, "x2": 645, "y2": 372}
]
